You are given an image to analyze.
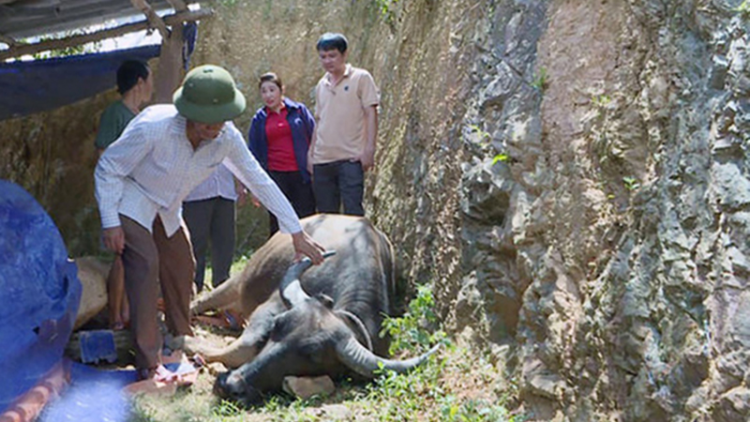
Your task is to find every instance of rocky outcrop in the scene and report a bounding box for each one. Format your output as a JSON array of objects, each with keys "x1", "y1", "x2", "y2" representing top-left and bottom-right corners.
[{"x1": 456, "y1": 0, "x2": 750, "y2": 420}]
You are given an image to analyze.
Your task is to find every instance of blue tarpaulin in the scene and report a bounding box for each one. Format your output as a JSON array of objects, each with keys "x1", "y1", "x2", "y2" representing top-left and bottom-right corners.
[
  {"x1": 39, "y1": 362, "x2": 135, "y2": 422},
  {"x1": 0, "y1": 179, "x2": 82, "y2": 412},
  {"x1": 0, "y1": 45, "x2": 161, "y2": 121},
  {"x1": 0, "y1": 180, "x2": 196, "y2": 421},
  {"x1": 0, "y1": 22, "x2": 198, "y2": 122}
]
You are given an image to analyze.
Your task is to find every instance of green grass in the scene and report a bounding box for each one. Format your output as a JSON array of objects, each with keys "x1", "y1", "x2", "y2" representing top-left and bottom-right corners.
[
  {"x1": 622, "y1": 176, "x2": 640, "y2": 191},
  {"x1": 530, "y1": 67, "x2": 548, "y2": 92}
]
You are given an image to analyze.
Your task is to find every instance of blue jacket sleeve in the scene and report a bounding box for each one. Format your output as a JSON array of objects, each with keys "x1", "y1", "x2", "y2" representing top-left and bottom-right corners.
[
  {"x1": 300, "y1": 105, "x2": 316, "y2": 143},
  {"x1": 247, "y1": 113, "x2": 267, "y2": 168}
]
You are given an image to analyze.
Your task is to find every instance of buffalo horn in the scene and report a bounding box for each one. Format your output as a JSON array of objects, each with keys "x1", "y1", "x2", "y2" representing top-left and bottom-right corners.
[
  {"x1": 334, "y1": 335, "x2": 439, "y2": 378},
  {"x1": 335, "y1": 310, "x2": 374, "y2": 351},
  {"x1": 280, "y1": 250, "x2": 336, "y2": 308}
]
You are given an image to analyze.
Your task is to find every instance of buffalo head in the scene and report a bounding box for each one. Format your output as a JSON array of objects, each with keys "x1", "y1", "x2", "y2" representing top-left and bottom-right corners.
[{"x1": 213, "y1": 253, "x2": 438, "y2": 405}]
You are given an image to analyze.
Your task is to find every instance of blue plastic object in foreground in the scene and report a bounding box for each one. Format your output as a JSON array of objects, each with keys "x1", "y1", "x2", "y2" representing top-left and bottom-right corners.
[
  {"x1": 0, "y1": 180, "x2": 82, "y2": 412},
  {"x1": 39, "y1": 360, "x2": 196, "y2": 422},
  {"x1": 79, "y1": 329, "x2": 118, "y2": 364},
  {"x1": 39, "y1": 362, "x2": 136, "y2": 422}
]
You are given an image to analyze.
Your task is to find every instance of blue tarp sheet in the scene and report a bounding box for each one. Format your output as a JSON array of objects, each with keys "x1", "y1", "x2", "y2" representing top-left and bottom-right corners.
[
  {"x1": 39, "y1": 362, "x2": 135, "y2": 422},
  {"x1": 0, "y1": 181, "x2": 196, "y2": 421},
  {"x1": 0, "y1": 22, "x2": 198, "y2": 122},
  {"x1": 39, "y1": 360, "x2": 193, "y2": 422},
  {"x1": 0, "y1": 45, "x2": 160, "y2": 121},
  {"x1": 0, "y1": 179, "x2": 82, "y2": 412}
]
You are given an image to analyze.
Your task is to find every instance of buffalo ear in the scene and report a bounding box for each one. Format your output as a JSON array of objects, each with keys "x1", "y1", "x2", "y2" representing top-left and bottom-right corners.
[{"x1": 315, "y1": 293, "x2": 334, "y2": 309}]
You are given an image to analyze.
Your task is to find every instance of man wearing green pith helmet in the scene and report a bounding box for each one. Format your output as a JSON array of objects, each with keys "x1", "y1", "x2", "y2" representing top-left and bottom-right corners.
[{"x1": 94, "y1": 65, "x2": 326, "y2": 383}]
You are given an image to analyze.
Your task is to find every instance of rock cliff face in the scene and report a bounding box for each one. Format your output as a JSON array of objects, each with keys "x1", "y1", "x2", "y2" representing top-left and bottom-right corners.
[
  {"x1": 2, "y1": 0, "x2": 750, "y2": 420},
  {"x1": 456, "y1": 1, "x2": 750, "y2": 420}
]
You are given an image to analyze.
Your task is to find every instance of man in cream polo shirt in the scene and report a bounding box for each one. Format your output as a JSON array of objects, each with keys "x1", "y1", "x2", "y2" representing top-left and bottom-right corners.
[{"x1": 307, "y1": 33, "x2": 379, "y2": 216}]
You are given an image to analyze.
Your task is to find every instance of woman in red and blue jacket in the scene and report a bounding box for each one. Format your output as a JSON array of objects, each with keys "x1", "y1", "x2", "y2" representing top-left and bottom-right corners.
[{"x1": 248, "y1": 72, "x2": 316, "y2": 236}]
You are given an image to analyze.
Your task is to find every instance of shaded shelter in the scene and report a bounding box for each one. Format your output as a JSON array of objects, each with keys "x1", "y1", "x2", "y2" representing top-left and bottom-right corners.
[
  {"x1": 0, "y1": 0, "x2": 211, "y2": 110},
  {"x1": 0, "y1": 44, "x2": 160, "y2": 120}
]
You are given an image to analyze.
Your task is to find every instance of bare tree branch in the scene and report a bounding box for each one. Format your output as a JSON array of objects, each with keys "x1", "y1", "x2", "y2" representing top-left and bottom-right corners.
[{"x1": 130, "y1": 0, "x2": 169, "y2": 39}]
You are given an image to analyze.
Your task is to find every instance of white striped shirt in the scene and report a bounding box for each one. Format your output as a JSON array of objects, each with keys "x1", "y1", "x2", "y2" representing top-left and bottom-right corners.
[
  {"x1": 95, "y1": 104, "x2": 302, "y2": 237},
  {"x1": 183, "y1": 163, "x2": 238, "y2": 202}
]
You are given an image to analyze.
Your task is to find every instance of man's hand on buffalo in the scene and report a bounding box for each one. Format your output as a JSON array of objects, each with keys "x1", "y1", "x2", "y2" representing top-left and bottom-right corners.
[
  {"x1": 103, "y1": 226, "x2": 125, "y2": 255},
  {"x1": 292, "y1": 230, "x2": 325, "y2": 265}
]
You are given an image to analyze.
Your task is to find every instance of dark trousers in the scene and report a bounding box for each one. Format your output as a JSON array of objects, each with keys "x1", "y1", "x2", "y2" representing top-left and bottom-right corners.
[
  {"x1": 182, "y1": 197, "x2": 235, "y2": 292},
  {"x1": 312, "y1": 160, "x2": 365, "y2": 216},
  {"x1": 267, "y1": 170, "x2": 316, "y2": 236},
  {"x1": 120, "y1": 215, "x2": 195, "y2": 372}
]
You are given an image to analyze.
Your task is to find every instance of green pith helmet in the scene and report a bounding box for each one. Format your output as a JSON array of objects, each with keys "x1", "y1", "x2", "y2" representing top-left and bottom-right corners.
[{"x1": 173, "y1": 65, "x2": 246, "y2": 124}]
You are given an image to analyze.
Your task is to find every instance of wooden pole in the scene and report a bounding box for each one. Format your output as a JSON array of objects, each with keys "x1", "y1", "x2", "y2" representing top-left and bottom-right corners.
[
  {"x1": 0, "y1": 8, "x2": 211, "y2": 61},
  {"x1": 153, "y1": 22, "x2": 184, "y2": 104},
  {"x1": 130, "y1": 0, "x2": 169, "y2": 39},
  {"x1": 129, "y1": 0, "x2": 189, "y2": 103},
  {"x1": 165, "y1": 0, "x2": 188, "y2": 11}
]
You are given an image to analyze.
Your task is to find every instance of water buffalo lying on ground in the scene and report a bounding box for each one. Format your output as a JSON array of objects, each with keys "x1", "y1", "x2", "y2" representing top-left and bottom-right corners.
[{"x1": 170, "y1": 214, "x2": 438, "y2": 404}]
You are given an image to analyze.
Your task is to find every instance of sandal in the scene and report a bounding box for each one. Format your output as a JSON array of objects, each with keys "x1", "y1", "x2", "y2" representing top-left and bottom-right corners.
[
  {"x1": 189, "y1": 354, "x2": 206, "y2": 369},
  {"x1": 138, "y1": 365, "x2": 183, "y2": 383}
]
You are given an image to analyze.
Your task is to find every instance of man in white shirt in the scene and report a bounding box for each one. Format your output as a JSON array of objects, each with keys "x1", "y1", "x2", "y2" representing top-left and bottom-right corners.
[
  {"x1": 182, "y1": 164, "x2": 242, "y2": 293},
  {"x1": 95, "y1": 64, "x2": 325, "y2": 382}
]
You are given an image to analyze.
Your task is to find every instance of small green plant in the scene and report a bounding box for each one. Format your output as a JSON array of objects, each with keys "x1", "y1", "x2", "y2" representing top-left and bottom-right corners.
[
  {"x1": 467, "y1": 125, "x2": 510, "y2": 166},
  {"x1": 468, "y1": 124, "x2": 492, "y2": 144},
  {"x1": 254, "y1": 394, "x2": 327, "y2": 422},
  {"x1": 531, "y1": 67, "x2": 548, "y2": 92},
  {"x1": 380, "y1": 284, "x2": 447, "y2": 354},
  {"x1": 592, "y1": 94, "x2": 612, "y2": 107},
  {"x1": 211, "y1": 399, "x2": 243, "y2": 417},
  {"x1": 375, "y1": 0, "x2": 399, "y2": 24},
  {"x1": 737, "y1": 0, "x2": 750, "y2": 17},
  {"x1": 623, "y1": 176, "x2": 640, "y2": 191},
  {"x1": 368, "y1": 353, "x2": 447, "y2": 420},
  {"x1": 439, "y1": 396, "x2": 520, "y2": 422},
  {"x1": 130, "y1": 401, "x2": 159, "y2": 422},
  {"x1": 492, "y1": 153, "x2": 509, "y2": 165}
]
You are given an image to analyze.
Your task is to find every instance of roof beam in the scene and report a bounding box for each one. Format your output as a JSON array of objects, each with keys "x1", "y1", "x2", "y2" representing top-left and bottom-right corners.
[
  {"x1": 165, "y1": 0, "x2": 187, "y2": 11},
  {"x1": 0, "y1": 33, "x2": 16, "y2": 47},
  {"x1": 0, "y1": 8, "x2": 211, "y2": 61},
  {"x1": 130, "y1": 0, "x2": 169, "y2": 39}
]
